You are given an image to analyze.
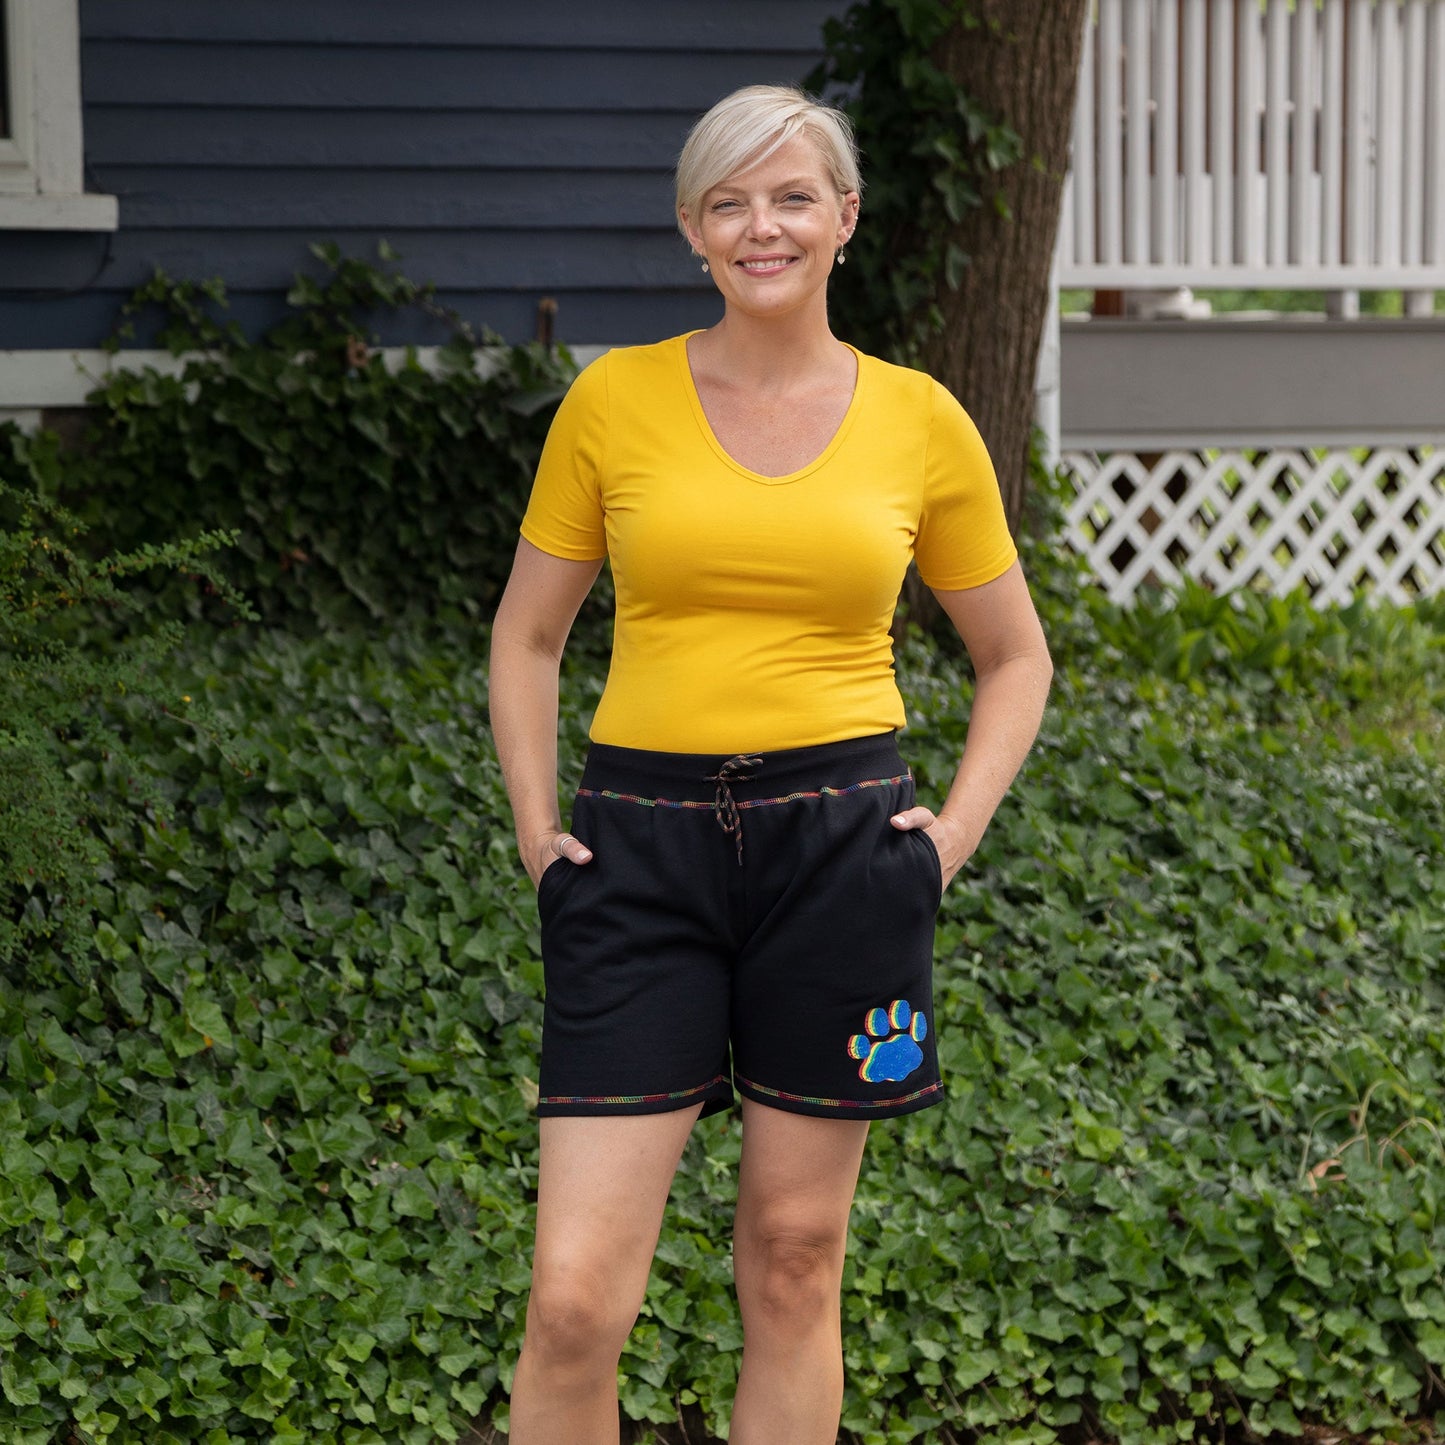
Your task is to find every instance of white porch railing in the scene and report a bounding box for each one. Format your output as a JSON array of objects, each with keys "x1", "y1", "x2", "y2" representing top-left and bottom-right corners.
[
  {"x1": 1061, "y1": 446, "x2": 1445, "y2": 604},
  {"x1": 1050, "y1": 1, "x2": 1445, "y2": 604},
  {"x1": 1060, "y1": 0, "x2": 1445, "y2": 292}
]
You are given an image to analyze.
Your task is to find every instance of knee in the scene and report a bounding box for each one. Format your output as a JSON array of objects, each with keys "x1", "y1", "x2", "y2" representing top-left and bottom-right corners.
[
  {"x1": 523, "y1": 1268, "x2": 632, "y2": 1371},
  {"x1": 739, "y1": 1223, "x2": 846, "y2": 1325}
]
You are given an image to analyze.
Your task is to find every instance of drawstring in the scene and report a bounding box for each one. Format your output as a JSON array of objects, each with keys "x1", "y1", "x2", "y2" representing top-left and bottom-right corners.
[{"x1": 706, "y1": 754, "x2": 762, "y2": 865}]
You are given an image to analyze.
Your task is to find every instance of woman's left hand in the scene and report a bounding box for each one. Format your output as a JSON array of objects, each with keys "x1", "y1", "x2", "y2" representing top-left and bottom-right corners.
[{"x1": 889, "y1": 807, "x2": 973, "y2": 890}]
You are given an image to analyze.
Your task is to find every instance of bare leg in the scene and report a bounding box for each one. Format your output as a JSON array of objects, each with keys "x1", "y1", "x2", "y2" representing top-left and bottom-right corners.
[
  {"x1": 729, "y1": 1100, "x2": 871, "y2": 1445},
  {"x1": 509, "y1": 1105, "x2": 703, "y2": 1445}
]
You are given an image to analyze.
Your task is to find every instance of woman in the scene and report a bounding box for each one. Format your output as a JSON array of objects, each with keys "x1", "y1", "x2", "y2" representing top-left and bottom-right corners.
[{"x1": 489, "y1": 84, "x2": 1052, "y2": 1445}]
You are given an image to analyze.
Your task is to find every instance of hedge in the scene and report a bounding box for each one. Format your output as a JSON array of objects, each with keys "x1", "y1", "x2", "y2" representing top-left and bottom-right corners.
[{"x1": 3, "y1": 595, "x2": 1444, "y2": 1443}]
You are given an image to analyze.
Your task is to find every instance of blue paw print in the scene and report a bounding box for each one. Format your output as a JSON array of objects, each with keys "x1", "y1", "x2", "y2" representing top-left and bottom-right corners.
[{"x1": 847, "y1": 999, "x2": 927, "y2": 1083}]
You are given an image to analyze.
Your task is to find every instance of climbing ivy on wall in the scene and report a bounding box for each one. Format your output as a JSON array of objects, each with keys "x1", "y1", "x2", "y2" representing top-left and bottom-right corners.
[
  {"x1": 807, "y1": 0, "x2": 1022, "y2": 364},
  {"x1": 70, "y1": 244, "x2": 578, "y2": 632}
]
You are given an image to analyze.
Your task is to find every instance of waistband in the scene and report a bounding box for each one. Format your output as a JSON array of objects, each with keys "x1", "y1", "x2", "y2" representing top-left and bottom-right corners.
[{"x1": 578, "y1": 731, "x2": 908, "y2": 804}]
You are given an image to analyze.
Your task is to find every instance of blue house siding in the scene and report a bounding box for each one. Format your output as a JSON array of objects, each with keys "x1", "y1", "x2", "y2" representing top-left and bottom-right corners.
[{"x1": 0, "y1": 0, "x2": 842, "y2": 350}]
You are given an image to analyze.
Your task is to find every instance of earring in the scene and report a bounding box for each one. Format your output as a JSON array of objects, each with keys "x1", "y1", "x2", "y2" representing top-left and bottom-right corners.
[
  {"x1": 836, "y1": 246, "x2": 847, "y2": 266},
  {"x1": 700, "y1": 259, "x2": 710, "y2": 273}
]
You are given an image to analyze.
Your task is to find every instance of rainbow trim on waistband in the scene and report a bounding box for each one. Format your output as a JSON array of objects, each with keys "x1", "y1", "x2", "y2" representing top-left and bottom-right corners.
[{"x1": 576, "y1": 773, "x2": 910, "y2": 812}]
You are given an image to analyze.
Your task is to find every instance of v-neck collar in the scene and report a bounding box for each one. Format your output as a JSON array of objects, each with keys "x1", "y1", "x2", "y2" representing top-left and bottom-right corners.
[{"x1": 677, "y1": 333, "x2": 865, "y2": 486}]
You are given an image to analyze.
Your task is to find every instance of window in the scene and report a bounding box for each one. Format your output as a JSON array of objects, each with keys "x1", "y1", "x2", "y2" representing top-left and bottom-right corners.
[
  {"x1": 1, "y1": 14, "x2": 11, "y2": 140},
  {"x1": 0, "y1": 0, "x2": 116, "y2": 229}
]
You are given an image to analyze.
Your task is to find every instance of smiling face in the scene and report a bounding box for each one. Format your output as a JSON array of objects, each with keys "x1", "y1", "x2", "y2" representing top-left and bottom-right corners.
[{"x1": 680, "y1": 134, "x2": 860, "y2": 323}]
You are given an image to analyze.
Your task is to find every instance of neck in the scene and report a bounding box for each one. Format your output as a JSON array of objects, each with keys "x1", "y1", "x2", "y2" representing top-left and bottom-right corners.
[{"x1": 695, "y1": 303, "x2": 844, "y2": 388}]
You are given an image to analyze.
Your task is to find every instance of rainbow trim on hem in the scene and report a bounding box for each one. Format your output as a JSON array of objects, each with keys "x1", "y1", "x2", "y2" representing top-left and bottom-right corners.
[
  {"x1": 538, "y1": 1073, "x2": 730, "y2": 1109},
  {"x1": 735, "y1": 1074, "x2": 942, "y2": 1112},
  {"x1": 577, "y1": 773, "x2": 910, "y2": 812}
]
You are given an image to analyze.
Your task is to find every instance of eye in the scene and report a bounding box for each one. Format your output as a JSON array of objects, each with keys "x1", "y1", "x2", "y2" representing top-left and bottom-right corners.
[{"x1": 784, "y1": 192, "x2": 815, "y2": 204}]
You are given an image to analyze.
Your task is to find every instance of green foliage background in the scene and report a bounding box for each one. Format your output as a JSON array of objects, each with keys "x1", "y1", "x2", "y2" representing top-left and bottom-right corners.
[
  {"x1": 71, "y1": 245, "x2": 577, "y2": 631},
  {"x1": 3, "y1": 251, "x2": 1445, "y2": 1444},
  {"x1": 0, "y1": 437, "x2": 251, "y2": 963},
  {"x1": 3, "y1": 604, "x2": 1445, "y2": 1444}
]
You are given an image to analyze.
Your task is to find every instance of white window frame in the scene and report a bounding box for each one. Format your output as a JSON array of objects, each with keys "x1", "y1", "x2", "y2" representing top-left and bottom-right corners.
[{"x1": 0, "y1": 0, "x2": 116, "y2": 229}]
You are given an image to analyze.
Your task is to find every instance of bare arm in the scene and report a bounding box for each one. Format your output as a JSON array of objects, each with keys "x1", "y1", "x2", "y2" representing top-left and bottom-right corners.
[
  {"x1": 889, "y1": 561, "x2": 1053, "y2": 883},
  {"x1": 489, "y1": 538, "x2": 605, "y2": 886}
]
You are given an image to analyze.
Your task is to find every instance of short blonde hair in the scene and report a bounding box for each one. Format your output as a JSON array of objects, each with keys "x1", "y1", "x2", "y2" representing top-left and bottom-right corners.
[{"x1": 675, "y1": 84, "x2": 862, "y2": 236}]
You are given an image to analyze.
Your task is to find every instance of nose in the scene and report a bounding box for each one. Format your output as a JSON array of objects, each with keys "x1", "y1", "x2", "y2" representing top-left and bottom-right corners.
[{"x1": 745, "y1": 203, "x2": 782, "y2": 240}]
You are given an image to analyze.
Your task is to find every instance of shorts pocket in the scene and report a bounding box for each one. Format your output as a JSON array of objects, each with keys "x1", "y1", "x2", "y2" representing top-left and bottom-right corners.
[
  {"x1": 536, "y1": 856, "x2": 582, "y2": 918},
  {"x1": 909, "y1": 827, "x2": 944, "y2": 907}
]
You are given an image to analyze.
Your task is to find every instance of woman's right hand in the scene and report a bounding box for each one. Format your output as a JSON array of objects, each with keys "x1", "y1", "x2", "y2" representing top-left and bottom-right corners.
[{"x1": 527, "y1": 829, "x2": 594, "y2": 889}]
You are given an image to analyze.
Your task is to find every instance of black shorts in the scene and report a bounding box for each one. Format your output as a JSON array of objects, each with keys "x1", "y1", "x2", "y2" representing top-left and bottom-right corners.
[{"x1": 535, "y1": 732, "x2": 944, "y2": 1121}]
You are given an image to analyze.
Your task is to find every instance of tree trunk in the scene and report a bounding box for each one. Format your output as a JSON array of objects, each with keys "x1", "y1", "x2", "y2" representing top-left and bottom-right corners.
[{"x1": 919, "y1": 1, "x2": 1090, "y2": 533}]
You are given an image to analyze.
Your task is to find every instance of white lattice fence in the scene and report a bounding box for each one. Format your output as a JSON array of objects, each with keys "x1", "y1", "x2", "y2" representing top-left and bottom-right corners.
[{"x1": 1061, "y1": 446, "x2": 1445, "y2": 604}]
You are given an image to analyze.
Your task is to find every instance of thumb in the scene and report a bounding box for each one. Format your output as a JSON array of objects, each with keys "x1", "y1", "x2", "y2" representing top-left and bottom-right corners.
[{"x1": 889, "y1": 806, "x2": 935, "y2": 832}]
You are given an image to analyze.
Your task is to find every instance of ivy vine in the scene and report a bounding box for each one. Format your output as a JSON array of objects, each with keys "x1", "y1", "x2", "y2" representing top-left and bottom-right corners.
[
  {"x1": 807, "y1": 0, "x2": 1023, "y2": 363},
  {"x1": 0, "y1": 441, "x2": 252, "y2": 964},
  {"x1": 0, "y1": 243, "x2": 579, "y2": 961},
  {"x1": 79, "y1": 242, "x2": 578, "y2": 632}
]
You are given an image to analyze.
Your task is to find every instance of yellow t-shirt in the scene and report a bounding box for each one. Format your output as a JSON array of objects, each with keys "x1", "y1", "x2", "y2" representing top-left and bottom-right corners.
[{"x1": 520, "y1": 334, "x2": 1017, "y2": 753}]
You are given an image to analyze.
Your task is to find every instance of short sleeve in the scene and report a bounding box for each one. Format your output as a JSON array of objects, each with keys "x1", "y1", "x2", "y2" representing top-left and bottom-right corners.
[
  {"x1": 913, "y1": 380, "x2": 1018, "y2": 590},
  {"x1": 519, "y1": 353, "x2": 610, "y2": 561}
]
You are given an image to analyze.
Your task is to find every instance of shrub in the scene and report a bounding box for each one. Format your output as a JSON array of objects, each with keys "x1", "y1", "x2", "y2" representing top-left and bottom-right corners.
[
  {"x1": 0, "y1": 429, "x2": 250, "y2": 963},
  {"x1": 64, "y1": 245, "x2": 577, "y2": 630},
  {"x1": 1085, "y1": 579, "x2": 1445, "y2": 748}
]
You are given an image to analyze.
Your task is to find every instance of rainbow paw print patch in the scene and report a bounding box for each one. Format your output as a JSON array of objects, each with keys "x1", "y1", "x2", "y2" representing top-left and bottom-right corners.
[{"x1": 847, "y1": 999, "x2": 927, "y2": 1083}]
